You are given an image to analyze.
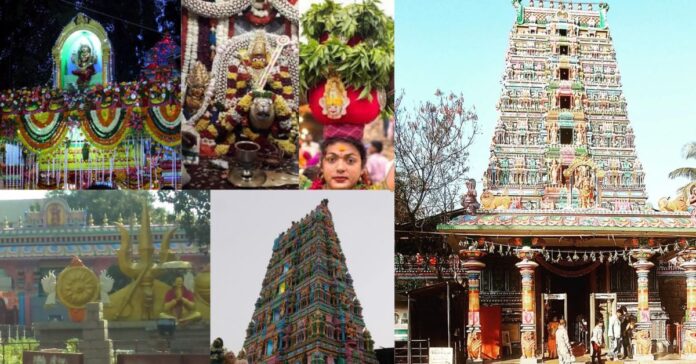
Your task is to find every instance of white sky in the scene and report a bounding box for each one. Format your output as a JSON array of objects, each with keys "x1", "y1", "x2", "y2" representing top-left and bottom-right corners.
[
  {"x1": 210, "y1": 190, "x2": 394, "y2": 353},
  {"x1": 0, "y1": 191, "x2": 47, "y2": 200}
]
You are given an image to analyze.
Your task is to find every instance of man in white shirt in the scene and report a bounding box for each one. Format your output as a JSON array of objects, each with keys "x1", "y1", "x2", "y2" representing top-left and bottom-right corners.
[
  {"x1": 608, "y1": 309, "x2": 623, "y2": 360},
  {"x1": 591, "y1": 321, "x2": 604, "y2": 364}
]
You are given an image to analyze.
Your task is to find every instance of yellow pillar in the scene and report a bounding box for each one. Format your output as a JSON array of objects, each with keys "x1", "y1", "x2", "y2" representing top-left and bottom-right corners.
[
  {"x1": 516, "y1": 246, "x2": 539, "y2": 364},
  {"x1": 631, "y1": 248, "x2": 654, "y2": 361},
  {"x1": 461, "y1": 246, "x2": 486, "y2": 364}
]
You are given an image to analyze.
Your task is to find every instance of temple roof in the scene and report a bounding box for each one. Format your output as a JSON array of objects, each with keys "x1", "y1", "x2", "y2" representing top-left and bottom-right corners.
[{"x1": 438, "y1": 209, "x2": 696, "y2": 246}]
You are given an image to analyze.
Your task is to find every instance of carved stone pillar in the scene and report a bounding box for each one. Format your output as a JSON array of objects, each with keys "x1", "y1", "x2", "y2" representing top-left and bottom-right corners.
[
  {"x1": 461, "y1": 247, "x2": 486, "y2": 364},
  {"x1": 516, "y1": 246, "x2": 539, "y2": 364},
  {"x1": 631, "y1": 248, "x2": 655, "y2": 361},
  {"x1": 678, "y1": 248, "x2": 696, "y2": 360}
]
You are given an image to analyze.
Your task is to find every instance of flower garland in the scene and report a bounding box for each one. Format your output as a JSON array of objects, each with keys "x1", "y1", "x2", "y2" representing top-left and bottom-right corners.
[
  {"x1": 182, "y1": 0, "x2": 298, "y2": 24},
  {"x1": 81, "y1": 108, "x2": 130, "y2": 149},
  {"x1": 17, "y1": 111, "x2": 69, "y2": 153},
  {"x1": 182, "y1": 0, "x2": 252, "y2": 19},
  {"x1": 24, "y1": 110, "x2": 63, "y2": 129},
  {"x1": 182, "y1": 9, "x2": 200, "y2": 105},
  {"x1": 145, "y1": 104, "x2": 183, "y2": 147},
  {"x1": 269, "y1": 0, "x2": 299, "y2": 24}
]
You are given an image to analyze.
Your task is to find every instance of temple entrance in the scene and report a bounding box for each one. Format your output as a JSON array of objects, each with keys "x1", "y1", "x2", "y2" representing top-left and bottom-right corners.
[
  {"x1": 544, "y1": 272, "x2": 591, "y2": 343},
  {"x1": 590, "y1": 293, "x2": 617, "y2": 347},
  {"x1": 541, "y1": 293, "x2": 567, "y2": 358}
]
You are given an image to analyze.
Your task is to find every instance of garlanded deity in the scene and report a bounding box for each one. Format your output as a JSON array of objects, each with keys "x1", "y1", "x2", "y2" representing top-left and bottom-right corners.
[
  {"x1": 319, "y1": 76, "x2": 349, "y2": 120},
  {"x1": 71, "y1": 44, "x2": 97, "y2": 89},
  {"x1": 185, "y1": 61, "x2": 210, "y2": 113},
  {"x1": 245, "y1": 32, "x2": 271, "y2": 85}
]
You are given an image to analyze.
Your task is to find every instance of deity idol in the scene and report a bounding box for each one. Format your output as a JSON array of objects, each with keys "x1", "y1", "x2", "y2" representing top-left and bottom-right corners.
[
  {"x1": 71, "y1": 44, "x2": 97, "y2": 89},
  {"x1": 159, "y1": 276, "x2": 202, "y2": 324}
]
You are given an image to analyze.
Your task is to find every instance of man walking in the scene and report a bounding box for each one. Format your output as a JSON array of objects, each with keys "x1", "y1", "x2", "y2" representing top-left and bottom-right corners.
[
  {"x1": 591, "y1": 321, "x2": 604, "y2": 364},
  {"x1": 608, "y1": 309, "x2": 623, "y2": 360}
]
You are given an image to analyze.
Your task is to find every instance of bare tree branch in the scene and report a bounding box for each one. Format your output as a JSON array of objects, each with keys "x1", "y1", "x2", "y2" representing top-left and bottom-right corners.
[{"x1": 395, "y1": 89, "x2": 480, "y2": 226}]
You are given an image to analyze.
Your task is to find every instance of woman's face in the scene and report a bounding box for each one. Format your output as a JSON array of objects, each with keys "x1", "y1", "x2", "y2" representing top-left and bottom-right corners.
[{"x1": 321, "y1": 141, "x2": 363, "y2": 189}]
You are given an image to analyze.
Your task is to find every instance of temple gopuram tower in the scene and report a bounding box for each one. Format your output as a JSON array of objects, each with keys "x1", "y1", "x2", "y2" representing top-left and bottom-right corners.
[
  {"x1": 243, "y1": 200, "x2": 378, "y2": 364},
  {"x1": 485, "y1": 0, "x2": 646, "y2": 211}
]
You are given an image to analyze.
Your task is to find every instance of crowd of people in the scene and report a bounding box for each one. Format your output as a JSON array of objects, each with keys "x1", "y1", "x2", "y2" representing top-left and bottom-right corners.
[{"x1": 539, "y1": 307, "x2": 636, "y2": 364}]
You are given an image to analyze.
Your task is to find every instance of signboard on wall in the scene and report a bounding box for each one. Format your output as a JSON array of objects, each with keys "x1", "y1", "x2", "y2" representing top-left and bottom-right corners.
[{"x1": 429, "y1": 347, "x2": 453, "y2": 364}]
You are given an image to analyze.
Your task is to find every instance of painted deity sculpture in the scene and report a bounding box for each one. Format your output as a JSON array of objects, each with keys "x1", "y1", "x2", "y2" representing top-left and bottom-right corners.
[
  {"x1": 185, "y1": 61, "x2": 210, "y2": 113},
  {"x1": 104, "y1": 204, "x2": 177, "y2": 321},
  {"x1": 71, "y1": 44, "x2": 97, "y2": 89},
  {"x1": 160, "y1": 276, "x2": 202, "y2": 324}
]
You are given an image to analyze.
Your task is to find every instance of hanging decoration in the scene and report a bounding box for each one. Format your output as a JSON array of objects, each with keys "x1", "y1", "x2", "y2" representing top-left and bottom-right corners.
[
  {"x1": 17, "y1": 111, "x2": 70, "y2": 153},
  {"x1": 82, "y1": 108, "x2": 130, "y2": 149},
  {"x1": 145, "y1": 104, "x2": 184, "y2": 147},
  {"x1": 535, "y1": 257, "x2": 602, "y2": 278}
]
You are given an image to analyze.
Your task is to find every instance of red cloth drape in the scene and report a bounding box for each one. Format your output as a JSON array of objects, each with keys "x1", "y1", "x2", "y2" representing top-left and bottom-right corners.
[{"x1": 481, "y1": 306, "x2": 501, "y2": 359}]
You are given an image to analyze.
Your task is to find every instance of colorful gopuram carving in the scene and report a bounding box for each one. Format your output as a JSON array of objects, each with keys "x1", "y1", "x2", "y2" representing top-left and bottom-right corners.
[
  {"x1": 243, "y1": 200, "x2": 378, "y2": 363},
  {"x1": 484, "y1": 0, "x2": 646, "y2": 211}
]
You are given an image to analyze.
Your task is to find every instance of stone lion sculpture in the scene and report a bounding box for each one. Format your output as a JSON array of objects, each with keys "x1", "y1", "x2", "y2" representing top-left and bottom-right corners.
[
  {"x1": 481, "y1": 190, "x2": 512, "y2": 210},
  {"x1": 467, "y1": 330, "x2": 482, "y2": 360},
  {"x1": 521, "y1": 331, "x2": 536, "y2": 359},
  {"x1": 635, "y1": 330, "x2": 651, "y2": 355},
  {"x1": 684, "y1": 329, "x2": 696, "y2": 355},
  {"x1": 658, "y1": 194, "x2": 688, "y2": 212}
]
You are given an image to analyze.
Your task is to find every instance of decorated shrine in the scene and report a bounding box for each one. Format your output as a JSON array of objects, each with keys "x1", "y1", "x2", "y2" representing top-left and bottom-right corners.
[
  {"x1": 0, "y1": 13, "x2": 182, "y2": 189},
  {"x1": 181, "y1": 0, "x2": 299, "y2": 189},
  {"x1": 396, "y1": 1, "x2": 696, "y2": 362},
  {"x1": 0, "y1": 197, "x2": 207, "y2": 326},
  {"x1": 243, "y1": 200, "x2": 378, "y2": 363}
]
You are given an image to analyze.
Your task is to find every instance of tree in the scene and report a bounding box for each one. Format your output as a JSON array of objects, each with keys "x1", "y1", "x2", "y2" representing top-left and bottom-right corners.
[
  {"x1": 668, "y1": 142, "x2": 696, "y2": 192},
  {"x1": 395, "y1": 90, "x2": 479, "y2": 226},
  {"x1": 46, "y1": 190, "x2": 155, "y2": 225},
  {"x1": 157, "y1": 190, "x2": 210, "y2": 249}
]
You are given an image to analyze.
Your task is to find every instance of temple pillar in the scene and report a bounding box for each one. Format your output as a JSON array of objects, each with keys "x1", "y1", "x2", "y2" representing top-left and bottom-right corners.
[
  {"x1": 631, "y1": 248, "x2": 655, "y2": 361},
  {"x1": 516, "y1": 246, "x2": 539, "y2": 364},
  {"x1": 678, "y1": 247, "x2": 696, "y2": 360},
  {"x1": 461, "y1": 246, "x2": 486, "y2": 364}
]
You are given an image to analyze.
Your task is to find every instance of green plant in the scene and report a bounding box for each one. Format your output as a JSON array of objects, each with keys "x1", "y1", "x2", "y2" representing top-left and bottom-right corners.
[
  {"x1": 65, "y1": 338, "x2": 80, "y2": 353},
  {"x1": 300, "y1": 0, "x2": 393, "y2": 100}
]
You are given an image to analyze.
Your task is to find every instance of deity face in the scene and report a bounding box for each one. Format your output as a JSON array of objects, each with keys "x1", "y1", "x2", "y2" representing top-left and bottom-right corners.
[
  {"x1": 174, "y1": 277, "x2": 184, "y2": 288},
  {"x1": 78, "y1": 45, "x2": 94, "y2": 65},
  {"x1": 321, "y1": 141, "x2": 363, "y2": 190},
  {"x1": 249, "y1": 96, "x2": 275, "y2": 130},
  {"x1": 250, "y1": 55, "x2": 267, "y2": 69}
]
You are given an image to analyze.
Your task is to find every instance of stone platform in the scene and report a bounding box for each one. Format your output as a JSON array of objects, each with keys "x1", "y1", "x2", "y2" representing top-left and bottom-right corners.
[{"x1": 35, "y1": 320, "x2": 209, "y2": 354}]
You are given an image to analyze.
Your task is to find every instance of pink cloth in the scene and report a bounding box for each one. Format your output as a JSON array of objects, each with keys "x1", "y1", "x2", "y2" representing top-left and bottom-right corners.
[{"x1": 366, "y1": 153, "x2": 389, "y2": 183}]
